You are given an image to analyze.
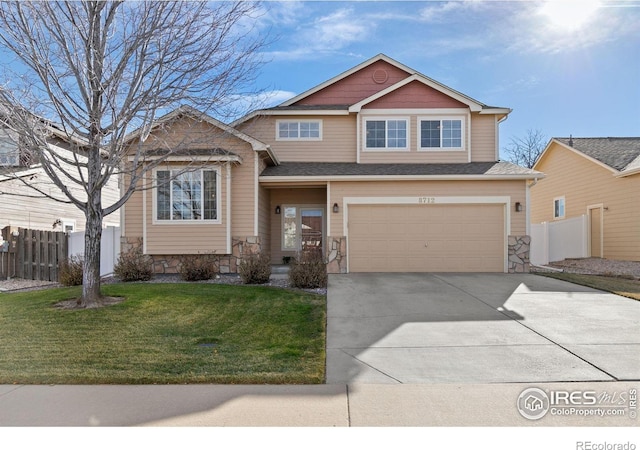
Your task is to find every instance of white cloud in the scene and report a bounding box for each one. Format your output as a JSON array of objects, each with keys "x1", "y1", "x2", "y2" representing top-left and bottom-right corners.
[
  {"x1": 418, "y1": 1, "x2": 487, "y2": 23},
  {"x1": 501, "y1": 2, "x2": 639, "y2": 55},
  {"x1": 260, "y1": 1, "x2": 640, "y2": 62},
  {"x1": 262, "y1": 6, "x2": 372, "y2": 61}
]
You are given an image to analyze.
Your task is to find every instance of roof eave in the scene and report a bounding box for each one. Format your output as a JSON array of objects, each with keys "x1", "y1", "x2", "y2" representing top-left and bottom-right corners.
[
  {"x1": 259, "y1": 173, "x2": 544, "y2": 183},
  {"x1": 534, "y1": 138, "x2": 618, "y2": 174}
]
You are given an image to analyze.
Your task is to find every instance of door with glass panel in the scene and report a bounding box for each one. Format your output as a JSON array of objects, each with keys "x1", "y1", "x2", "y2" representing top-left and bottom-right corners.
[
  {"x1": 282, "y1": 206, "x2": 324, "y2": 255},
  {"x1": 300, "y1": 208, "x2": 323, "y2": 256}
]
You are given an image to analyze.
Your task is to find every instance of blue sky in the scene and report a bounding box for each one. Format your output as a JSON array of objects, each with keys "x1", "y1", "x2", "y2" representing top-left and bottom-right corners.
[{"x1": 250, "y1": 0, "x2": 640, "y2": 155}]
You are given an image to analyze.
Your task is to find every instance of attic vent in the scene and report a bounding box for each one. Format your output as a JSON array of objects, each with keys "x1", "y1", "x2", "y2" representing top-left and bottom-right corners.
[{"x1": 372, "y1": 69, "x2": 388, "y2": 84}]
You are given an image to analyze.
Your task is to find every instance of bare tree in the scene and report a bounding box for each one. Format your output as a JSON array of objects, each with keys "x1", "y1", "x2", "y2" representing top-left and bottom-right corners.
[
  {"x1": 503, "y1": 129, "x2": 547, "y2": 169},
  {"x1": 0, "y1": 1, "x2": 267, "y2": 307}
]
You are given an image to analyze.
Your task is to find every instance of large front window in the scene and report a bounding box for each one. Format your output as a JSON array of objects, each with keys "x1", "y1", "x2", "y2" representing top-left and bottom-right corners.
[
  {"x1": 156, "y1": 168, "x2": 218, "y2": 221},
  {"x1": 419, "y1": 118, "x2": 463, "y2": 150},
  {"x1": 365, "y1": 119, "x2": 408, "y2": 149}
]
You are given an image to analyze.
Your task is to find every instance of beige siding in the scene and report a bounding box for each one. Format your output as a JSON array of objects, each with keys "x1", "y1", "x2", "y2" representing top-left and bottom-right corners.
[
  {"x1": 123, "y1": 116, "x2": 261, "y2": 255},
  {"x1": 268, "y1": 187, "x2": 326, "y2": 264},
  {"x1": 230, "y1": 145, "x2": 258, "y2": 237},
  {"x1": 236, "y1": 112, "x2": 500, "y2": 166},
  {"x1": 123, "y1": 172, "x2": 143, "y2": 238},
  {"x1": 257, "y1": 155, "x2": 272, "y2": 252},
  {"x1": 128, "y1": 117, "x2": 253, "y2": 155},
  {"x1": 238, "y1": 115, "x2": 357, "y2": 163},
  {"x1": 258, "y1": 184, "x2": 270, "y2": 252},
  {"x1": 531, "y1": 143, "x2": 640, "y2": 260},
  {"x1": 329, "y1": 180, "x2": 527, "y2": 240},
  {"x1": 145, "y1": 163, "x2": 229, "y2": 254},
  {"x1": 470, "y1": 113, "x2": 497, "y2": 162},
  {"x1": 358, "y1": 114, "x2": 469, "y2": 164}
]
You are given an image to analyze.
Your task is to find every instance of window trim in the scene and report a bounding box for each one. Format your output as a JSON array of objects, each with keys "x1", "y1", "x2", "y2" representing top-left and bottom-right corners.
[
  {"x1": 276, "y1": 119, "x2": 323, "y2": 141},
  {"x1": 61, "y1": 219, "x2": 76, "y2": 233},
  {"x1": 417, "y1": 116, "x2": 465, "y2": 152},
  {"x1": 362, "y1": 117, "x2": 410, "y2": 151},
  {"x1": 553, "y1": 196, "x2": 566, "y2": 220},
  {"x1": 152, "y1": 166, "x2": 222, "y2": 225}
]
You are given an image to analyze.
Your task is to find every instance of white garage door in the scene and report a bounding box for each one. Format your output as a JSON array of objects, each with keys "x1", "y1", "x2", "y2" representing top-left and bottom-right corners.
[{"x1": 348, "y1": 204, "x2": 505, "y2": 272}]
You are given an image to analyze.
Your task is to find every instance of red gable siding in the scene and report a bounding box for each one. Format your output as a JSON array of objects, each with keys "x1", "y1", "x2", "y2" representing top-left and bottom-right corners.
[
  {"x1": 363, "y1": 80, "x2": 467, "y2": 109},
  {"x1": 294, "y1": 60, "x2": 410, "y2": 106}
]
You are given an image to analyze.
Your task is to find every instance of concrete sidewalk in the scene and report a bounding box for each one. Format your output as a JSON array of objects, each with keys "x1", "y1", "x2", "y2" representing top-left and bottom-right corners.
[{"x1": 1, "y1": 382, "x2": 638, "y2": 426}]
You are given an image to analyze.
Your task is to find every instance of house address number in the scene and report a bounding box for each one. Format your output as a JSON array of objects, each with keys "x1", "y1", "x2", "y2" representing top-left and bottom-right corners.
[{"x1": 418, "y1": 197, "x2": 435, "y2": 204}]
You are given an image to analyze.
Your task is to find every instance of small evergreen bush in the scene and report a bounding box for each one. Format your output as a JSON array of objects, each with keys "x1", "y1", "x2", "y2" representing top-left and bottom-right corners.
[
  {"x1": 239, "y1": 252, "x2": 272, "y2": 284},
  {"x1": 288, "y1": 250, "x2": 327, "y2": 289},
  {"x1": 59, "y1": 254, "x2": 83, "y2": 286},
  {"x1": 178, "y1": 253, "x2": 217, "y2": 281},
  {"x1": 113, "y1": 246, "x2": 153, "y2": 282}
]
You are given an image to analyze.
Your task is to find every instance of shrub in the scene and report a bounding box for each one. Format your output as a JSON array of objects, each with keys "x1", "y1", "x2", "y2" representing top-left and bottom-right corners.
[
  {"x1": 288, "y1": 250, "x2": 327, "y2": 289},
  {"x1": 239, "y1": 252, "x2": 272, "y2": 284},
  {"x1": 59, "y1": 254, "x2": 83, "y2": 286},
  {"x1": 113, "y1": 246, "x2": 153, "y2": 282},
  {"x1": 178, "y1": 253, "x2": 217, "y2": 281}
]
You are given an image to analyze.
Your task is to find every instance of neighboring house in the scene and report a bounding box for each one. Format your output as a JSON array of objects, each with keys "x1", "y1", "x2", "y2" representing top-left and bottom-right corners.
[
  {"x1": 531, "y1": 137, "x2": 640, "y2": 261},
  {"x1": 121, "y1": 54, "x2": 541, "y2": 274},
  {"x1": 0, "y1": 120, "x2": 120, "y2": 232}
]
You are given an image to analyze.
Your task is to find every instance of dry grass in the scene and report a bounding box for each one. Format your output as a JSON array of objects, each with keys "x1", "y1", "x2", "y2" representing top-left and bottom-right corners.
[
  {"x1": 0, "y1": 283, "x2": 326, "y2": 384},
  {"x1": 540, "y1": 272, "x2": 640, "y2": 301}
]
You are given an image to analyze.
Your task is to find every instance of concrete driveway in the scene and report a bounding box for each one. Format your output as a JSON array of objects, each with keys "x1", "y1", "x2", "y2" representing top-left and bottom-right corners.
[{"x1": 326, "y1": 273, "x2": 640, "y2": 384}]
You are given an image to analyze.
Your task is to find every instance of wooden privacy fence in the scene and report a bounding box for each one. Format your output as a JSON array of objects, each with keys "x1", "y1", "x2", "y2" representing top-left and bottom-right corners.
[{"x1": 1, "y1": 226, "x2": 68, "y2": 282}]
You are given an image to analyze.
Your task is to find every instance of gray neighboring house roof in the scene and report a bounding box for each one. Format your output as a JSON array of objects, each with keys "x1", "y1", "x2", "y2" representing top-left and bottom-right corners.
[
  {"x1": 555, "y1": 137, "x2": 640, "y2": 171},
  {"x1": 260, "y1": 161, "x2": 541, "y2": 178}
]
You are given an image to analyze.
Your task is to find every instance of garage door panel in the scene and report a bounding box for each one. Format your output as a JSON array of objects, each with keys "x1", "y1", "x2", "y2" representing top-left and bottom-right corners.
[{"x1": 349, "y1": 204, "x2": 505, "y2": 272}]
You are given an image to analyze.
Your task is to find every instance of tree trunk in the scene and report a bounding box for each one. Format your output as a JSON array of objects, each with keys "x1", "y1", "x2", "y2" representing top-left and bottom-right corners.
[{"x1": 80, "y1": 207, "x2": 103, "y2": 308}]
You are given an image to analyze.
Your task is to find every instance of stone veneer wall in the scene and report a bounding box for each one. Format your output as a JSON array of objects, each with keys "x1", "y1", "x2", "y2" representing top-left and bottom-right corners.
[
  {"x1": 120, "y1": 236, "x2": 261, "y2": 274},
  {"x1": 326, "y1": 236, "x2": 347, "y2": 274},
  {"x1": 508, "y1": 235, "x2": 530, "y2": 273}
]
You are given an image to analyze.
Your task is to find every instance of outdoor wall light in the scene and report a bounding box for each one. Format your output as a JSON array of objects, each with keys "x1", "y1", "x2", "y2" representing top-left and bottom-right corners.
[
  {"x1": 275, "y1": 205, "x2": 281, "y2": 214},
  {"x1": 515, "y1": 202, "x2": 523, "y2": 212},
  {"x1": 333, "y1": 203, "x2": 339, "y2": 213}
]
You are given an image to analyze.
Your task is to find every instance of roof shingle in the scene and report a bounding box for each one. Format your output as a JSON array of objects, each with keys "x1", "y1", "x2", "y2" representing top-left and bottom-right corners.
[
  {"x1": 260, "y1": 161, "x2": 540, "y2": 178},
  {"x1": 556, "y1": 137, "x2": 640, "y2": 171}
]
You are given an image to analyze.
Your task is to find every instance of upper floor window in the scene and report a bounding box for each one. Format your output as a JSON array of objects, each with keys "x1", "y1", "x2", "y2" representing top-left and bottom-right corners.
[
  {"x1": 364, "y1": 118, "x2": 408, "y2": 150},
  {"x1": 155, "y1": 168, "x2": 219, "y2": 222},
  {"x1": 277, "y1": 120, "x2": 321, "y2": 140},
  {"x1": 419, "y1": 118, "x2": 464, "y2": 150},
  {"x1": 553, "y1": 197, "x2": 565, "y2": 219},
  {"x1": 0, "y1": 128, "x2": 19, "y2": 166}
]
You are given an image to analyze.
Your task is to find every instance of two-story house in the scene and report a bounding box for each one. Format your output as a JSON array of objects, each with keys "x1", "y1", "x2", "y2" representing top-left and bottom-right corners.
[{"x1": 121, "y1": 54, "x2": 541, "y2": 274}]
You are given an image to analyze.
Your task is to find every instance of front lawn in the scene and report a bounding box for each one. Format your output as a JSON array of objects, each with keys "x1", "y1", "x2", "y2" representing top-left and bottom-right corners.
[
  {"x1": 0, "y1": 283, "x2": 325, "y2": 384},
  {"x1": 539, "y1": 272, "x2": 640, "y2": 301}
]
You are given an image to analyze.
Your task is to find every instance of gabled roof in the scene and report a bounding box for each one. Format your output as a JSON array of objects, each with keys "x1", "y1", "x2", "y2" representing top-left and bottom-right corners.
[
  {"x1": 279, "y1": 54, "x2": 508, "y2": 113},
  {"x1": 536, "y1": 137, "x2": 640, "y2": 176},
  {"x1": 232, "y1": 54, "x2": 511, "y2": 125},
  {"x1": 125, "y1": 105, "x2": 279, "y2": 165}
]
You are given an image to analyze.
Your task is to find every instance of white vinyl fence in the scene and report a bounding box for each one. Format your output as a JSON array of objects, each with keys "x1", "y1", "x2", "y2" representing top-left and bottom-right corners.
[
  {"x1": 68, "y1": 226, "x2": 121, "y2": 276},
  {"x1": 530, "y1": 215, "x2": 587, "y2": 266}
]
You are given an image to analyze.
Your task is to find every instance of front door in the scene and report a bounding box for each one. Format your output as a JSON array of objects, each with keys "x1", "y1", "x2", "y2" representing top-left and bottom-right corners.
[
  {"x1": 589, "y1": 206, "x2": 603, "y2": 258},
  {"x1": 301, "y1": 208, "x2": 324, "y2": 255}
]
